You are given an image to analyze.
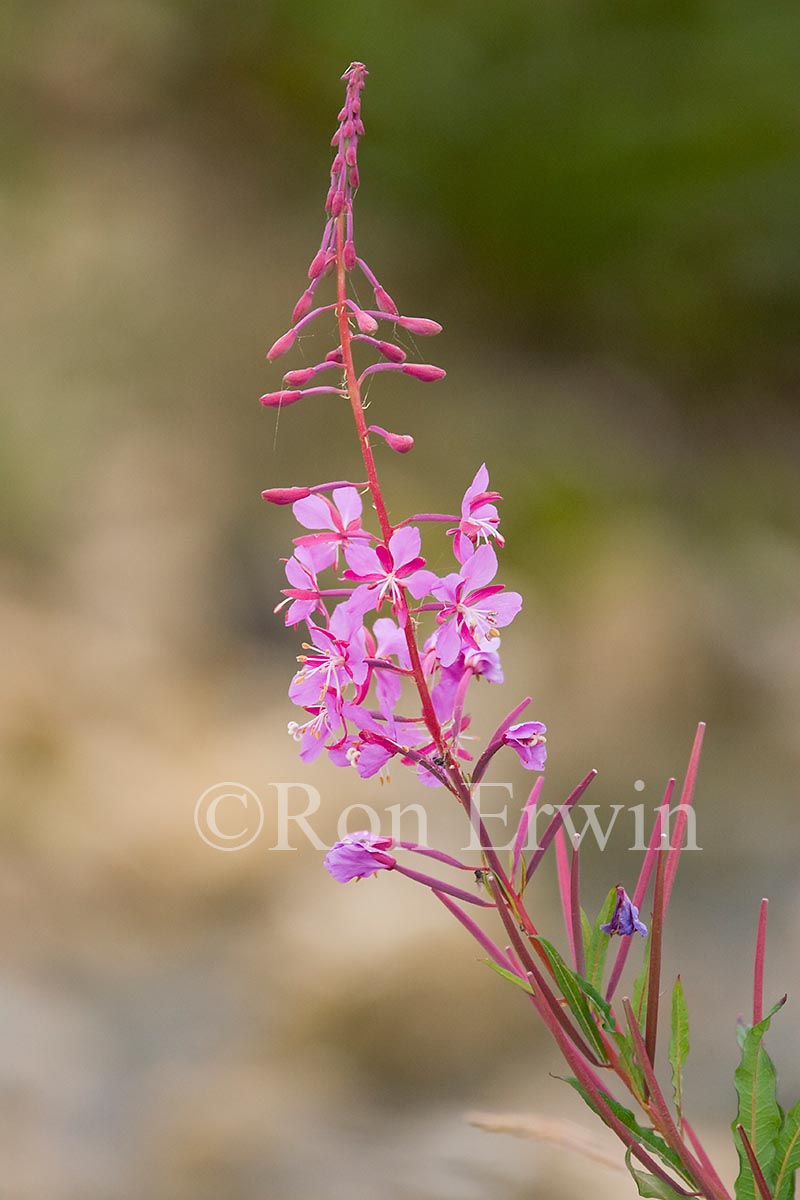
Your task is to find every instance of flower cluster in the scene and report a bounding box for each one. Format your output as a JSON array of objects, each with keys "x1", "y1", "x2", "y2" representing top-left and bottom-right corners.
[
  {"x1": 262, "y1": 63, "x2": 543, "y2": 788},
  {"x1": 278, "y1": 467, "x2": 532, "y2": 786}
]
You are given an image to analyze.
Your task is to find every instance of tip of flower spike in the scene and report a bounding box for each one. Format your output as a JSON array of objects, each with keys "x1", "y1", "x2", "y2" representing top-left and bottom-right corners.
[
  {"x1": 402, "y1": 364, "x2": 446, "y2": 382},
  {"x1": 368, "y1": 425, "x2": 414, "y2": 453},
  {"x1": 259, "y1": 390, "x2": 304, "y2": 408},
  {"x1": 261, "y1": 486, "x2": 312, "y2": 505}
]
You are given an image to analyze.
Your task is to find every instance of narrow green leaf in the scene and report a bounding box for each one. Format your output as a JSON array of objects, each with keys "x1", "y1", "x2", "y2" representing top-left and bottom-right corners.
[
  {"x1": 732, "y1": 995, "x2": 786, "y2": 1200},
  {"x1": 561, "y1": 1077, "x2": 691, "y2": 1182},
  {"x1": 536, "y1": 937, "x2": 608, "y2": 1061},
  {"x1": 773, "y1": 1098, "x2": 800, "y2": 1200},
  {"x1": 585, "y1": 887, "x2": 617, "y2": 990},
  {"x1": 669, "y1": 976, "x2": 690, "y2": 1125},
  {"x1": 481, "y1": 959, "x2": 533, "y2": 994},
  {"x1": 632, "y1": 947, "x2": 650, "y2": 1028},
  {"x1": 625, "y1": 1149, "x2": 690, "y2": 1199}
]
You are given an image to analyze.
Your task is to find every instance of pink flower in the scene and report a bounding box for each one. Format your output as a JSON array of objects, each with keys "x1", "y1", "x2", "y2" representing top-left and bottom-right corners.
[
  {"x1": 503, "y1": 721, "x2": 547, "y2": 771},
  {"x1": 449, "y1": 464, "x2": 505, "y2": 564},
  {"x1": 275, "y1": 545, "x2": 330, "y2": 626},
  {"x1": 292, "y1": 486, "x2": 370, "y2": 569},
  {"x1": 288, "y1": 604, "x2": 368, "y2": 711},
  {"x1": 288, "y1": 700, "x2": 346, "y2": 764},
  {"x1": 431, "y1": 546, "x2": 522, "y2": 667},
  {"x1": 343, "y1": 526, "x2": 438, "y2": 621},
  {"x1": 324, "y1": 831, "x2": 396, "y2": 882}
]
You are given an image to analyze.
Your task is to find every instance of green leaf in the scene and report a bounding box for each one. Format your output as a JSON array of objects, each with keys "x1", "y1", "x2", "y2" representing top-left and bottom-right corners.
[
  {"x1": 481, "y1": 959, "x2": 533, "y2": 994},
  {"x1": 732, "y1": 995, "x2": 786, "y2": 1200},
  {"x1": 669, "y1": 976, "x2": 690, "y2": 1125},
  {"x1": 632, "y1": 947, "x2": 650, "y2": 1028},
  {"x1": 585, "y1": 887, "x2": 617, "y2": 990},
  {"x1": 773, "y1": 1098, "x2": 800, "y2": 1200},
  {"x1": 624, "y1": 1149, "x2": 690, "y2": 1199},
  {"x1": 561, "y1": 1077, "x2": 691, "y2": 1182},
  {"x1": 536, "y1": 937, "x2": 608, "y2": 1062}
]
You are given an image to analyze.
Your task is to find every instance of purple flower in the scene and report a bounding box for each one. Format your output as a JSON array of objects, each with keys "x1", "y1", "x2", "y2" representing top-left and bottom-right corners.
[
  {"x1": 431, "y1": 545, "x2": 522, "y2": 667},
  {"x1": 324, "y1": 831, "x2": 396, "y2": 882},
  {"x1": 449, "y1": 464, "x2": 505, "y2": 564},
  {"x1": 343, "y1": 526, "x2": 438, "y2": 620},
  {"x1": 503, "y1": 721, "x2": 547, "y2": 771},
  {"x1": 601, "y1": 885, "x2": 648, "y2": 937},
  {"x1": 292, "y1": 486, "x2": 370, "y2": 570}
]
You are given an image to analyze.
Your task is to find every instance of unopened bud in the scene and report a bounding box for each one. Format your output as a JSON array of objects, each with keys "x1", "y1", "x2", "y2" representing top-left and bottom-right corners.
[
  {"x1": 308, "y1": 249, "x2": 328, "y2": 279},
  {"x1": 401, "y1": 364, "x2": 446, "y2": 382},
  {"x1": 261, "y1": 486, "x2": 312, "y2": 505},
  {"x1": 368, "y1": 425, "x2": 414, "y2": 454},
  {"x1": 266, "y1": 328, "x2": 297, "y2": 360},
  {"x1": 398, "y1": 316, "x2": 443, "y2": 336},
  {"x1": 292, "y1": 289, "x2": 314, "y2": 324},
  {"x1": 344, "y1": 240, "x2": 357, "y2": 270},
  {"x1": 355, "y1": 309, "x2": 378, "y2": 334},
  {"x1": 325, "y1": 347, "x2": 344, "y2": 363},
  {"x1": 259, "y1": 390, "x2": 304, "y2": 408},
  {"x1": 375, "y1": 340, "x2": 406, "y2": 363},
  {"x1": 283, "y1": 367, "x2": 317, "y2": 386},
  {"x1": 374, "y1": 287, "x2": 399, "y2": 316}
]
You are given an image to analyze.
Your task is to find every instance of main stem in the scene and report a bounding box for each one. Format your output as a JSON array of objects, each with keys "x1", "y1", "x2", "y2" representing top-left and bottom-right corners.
[{"x1": 334, "y1": 216, "x2": 445, "y2": 757}]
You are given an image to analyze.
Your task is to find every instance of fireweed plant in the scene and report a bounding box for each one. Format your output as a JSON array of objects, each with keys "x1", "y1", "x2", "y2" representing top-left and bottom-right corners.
[{"x1": 260, "y1": 63, "x2": 799, "y2": 1200}]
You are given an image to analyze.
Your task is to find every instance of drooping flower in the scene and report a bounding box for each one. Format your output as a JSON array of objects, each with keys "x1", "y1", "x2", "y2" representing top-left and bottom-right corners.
[
  {"x1": 324, "y1": 831, "x2": 396, "y2": 882},
  {"x1": 449, "y1": 464, "x2": 505, "y2": 564},
  {"x1": 431, "y1": 545, "x2": 522, "y2": 667},
  {"x1": 503, "y1": 721, "x2": 547, "y2": 771},
  {"x1": 292, "y1": 486, "x2": 371, "y2": 569},
  {"x1": 601, "y1": 885, "x2": 648, "y2": 937},
  {"x1": 343, "y1": 526, "x2": 438, "y2": 621}
]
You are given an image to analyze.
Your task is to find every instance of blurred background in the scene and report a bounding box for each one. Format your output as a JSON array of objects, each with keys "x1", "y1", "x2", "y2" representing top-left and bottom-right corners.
[{"x1": 2, "y1": 1, "x2": 800, "y2": 1196}]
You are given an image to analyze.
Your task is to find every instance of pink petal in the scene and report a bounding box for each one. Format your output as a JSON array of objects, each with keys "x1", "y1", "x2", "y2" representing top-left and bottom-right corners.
[{"x1": 293, "y1": 494, "x2": 337, "y2": 532}]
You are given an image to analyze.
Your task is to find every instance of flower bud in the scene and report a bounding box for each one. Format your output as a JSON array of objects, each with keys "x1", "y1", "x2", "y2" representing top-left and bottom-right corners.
[
  {"x1": 375, "y1": 340, "x2": 406, "y2": 363},
  {"x1": 292, "y1": 289, "x2": 314, "y2": 325},
  {"x1": 308, "y1": 249, "x2": 328, "y2": 279},
  {"x1": 283, "y1": 367, "x2": 318, "y2": 386},
  {"x1": 397, "y1": 316, "x2": 443, "y2": 336},
  {"x1": 344, "y1": 240, "x2": 357, "y2": 270},
  {"x1": 401, "y1": 363, "x2": 446, "y2": 382},
  {"x1": 354, "y1": 309, "x2": 378, "y2": 334},
  {"x1": 368, "y1": 425, "x2": 414, "y2": 453},
  {"x1": 261, "y1": 486, "x2": 312, "y2": 505},
  {"x1": 325, "y1": 347, "x2": 344, "y2": 363},
  {"x1": 374, "y1": 286, "x2": 398, "y2": 316},
  {"x1": 259, "y1": 390, "x2": 304, "y2": 408},
  {"x1": 266, "y1": 328, "x2": 297, "y2": 360}
]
